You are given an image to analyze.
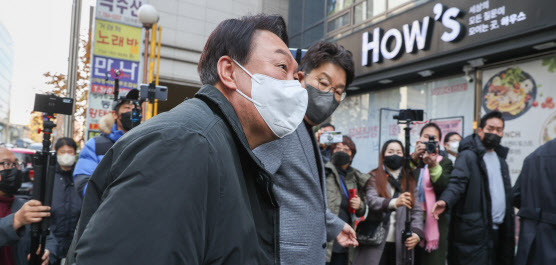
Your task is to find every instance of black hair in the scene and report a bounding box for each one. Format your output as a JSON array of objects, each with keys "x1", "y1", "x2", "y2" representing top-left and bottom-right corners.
[
  {"x1": 480, "y1": 111, "x2": 505, "y2": 129},
  {"x1": 198, "y1": 14, "x2": 288, "y2": 85},
  {"x1": 420, "y1": 122, "x2": 442, "y2": 142},
  {"x1": 320, "y1": 123, "x2": 335, "y2": 130},
  {"x1": 444, "y1": 132, "x2": 461, "y2": 144},
  {"x1": 299, "y1": 41, "x2": 355, "y2": 87},
  {"x1": 54, "y1": 137, "x2": 77, "y2": 152}
]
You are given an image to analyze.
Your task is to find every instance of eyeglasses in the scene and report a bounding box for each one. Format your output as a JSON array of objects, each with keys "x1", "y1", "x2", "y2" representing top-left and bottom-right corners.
[
  {"x1": 310, "y1": 75, "x2": 347, "y2": 101},
  {"x1": 0, "y1": 161, "x2": 23, "y2": 170}
]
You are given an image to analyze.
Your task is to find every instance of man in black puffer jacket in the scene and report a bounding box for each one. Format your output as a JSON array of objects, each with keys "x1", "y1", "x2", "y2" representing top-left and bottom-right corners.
[{"x1": 432, "y1": 111, "x2": 514, "y2": 265}]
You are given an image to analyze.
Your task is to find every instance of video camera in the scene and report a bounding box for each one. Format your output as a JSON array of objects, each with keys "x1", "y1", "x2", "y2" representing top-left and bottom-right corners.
[
  {"x1": 393, "y1": 109, "x2": 424, "y2": 122},
  {"x1": 30, "y1": 94, "x2": 74, "y2": 265}
]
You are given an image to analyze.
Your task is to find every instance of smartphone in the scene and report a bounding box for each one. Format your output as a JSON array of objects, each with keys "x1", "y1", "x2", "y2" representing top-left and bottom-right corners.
[
  {"x1": 320, "y1": 131, "x2": 343, "y2": 145},
  {"x1": 139, "y1": 83, "x2": 168, "y2": 101},
  {"x1": 348, "y1": 189, "x2": 357, "y2": 213}
]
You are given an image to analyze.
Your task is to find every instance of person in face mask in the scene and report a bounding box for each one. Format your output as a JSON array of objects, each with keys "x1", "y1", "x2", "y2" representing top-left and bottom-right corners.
[
  {"x1": 73, "y1": 91, "x2": 137, "y2": 199},
  {"x1": 324, "y1": 136, "x2": 369, "y2": 265},
  {"x1": 68, "y1": 15, "x2": 304, "y2": 265},
  {"x1": 433, "y1": 111, "x2": 514, "y2": 265},
  {"x1": 49, "y1": 138, "x2": 81, "y2": 264},
  {"x1": 443, "y1": 132, "x2": 462, "y2": 164},
  {"x1": 353, "y1": 140, "x2": 423, "y2": 265},
  {"x1": 0, "y1": 147, "x2": 58, "y2": 265},
  {"x1": 253, "y1": 40, "x2": 358, "y2": 265},
  {"x1": 410, "y1": 123, "x2": 453, "y2": 265}
]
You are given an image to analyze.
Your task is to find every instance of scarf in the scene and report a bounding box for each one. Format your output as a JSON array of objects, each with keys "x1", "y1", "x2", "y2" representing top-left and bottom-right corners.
[
  {"x1": 417, "y1": 156, "x2": 442, "y2": 252},
  {"x1": 0, "y1": 195, "x2": 16, "y2": 265}
]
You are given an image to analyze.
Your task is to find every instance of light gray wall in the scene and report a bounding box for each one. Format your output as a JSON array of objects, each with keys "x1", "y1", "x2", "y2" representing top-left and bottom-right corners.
[{"x1": 147, "y1": 0, "x2": 289, "y2": 88}]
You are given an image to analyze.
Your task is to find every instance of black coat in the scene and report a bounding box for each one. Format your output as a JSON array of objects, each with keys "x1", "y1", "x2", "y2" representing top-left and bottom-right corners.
[
  {"x1": 439, "y1": 134, "x2": 514, "y2": 265},
  {"x1": 50, "y1": 165, "x2": 82, "y2": 258},
  {"x1": 68, "y1": 85, "x2": 279, "y2": 265},
  {"x1": 513, "y1": 138, "x2": 556, "y2": 265}
]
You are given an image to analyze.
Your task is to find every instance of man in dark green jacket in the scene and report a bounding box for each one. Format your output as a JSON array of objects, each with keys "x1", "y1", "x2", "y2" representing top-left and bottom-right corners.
[
  {"x1": 411, "y1": 123, "x2": 453, "y2": 265},
  {"x1": 68, "y1": 14, "x2": 307, "y2": 265}
]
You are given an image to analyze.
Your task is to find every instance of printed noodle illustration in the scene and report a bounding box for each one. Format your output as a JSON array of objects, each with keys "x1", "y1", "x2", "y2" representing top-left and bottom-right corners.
[{"x1": 483, "y1": 67, "x2": 536, "y2": 120}]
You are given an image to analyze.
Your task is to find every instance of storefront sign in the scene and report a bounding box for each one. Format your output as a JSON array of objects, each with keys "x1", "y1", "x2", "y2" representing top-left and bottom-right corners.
[
  {"x1": 96, "y1": 0, "x2": 144, "y2": 27},
  {"x1": 482, "y1": 55, "x2": 556, "y2": 183},
  {"x1": 362, "y1": 3, "x2": 462, "y2": 66},
  {"x1": 85, "y1": 93, "x2": 114, "y2": 133},
  {"x1": 337, "y1": 0, "x2": 556, "y2": 76},
  {"x1": 94, "y1": 19, "x2": 142, "y2": 61},
  {"x1": 91, "y1": 55, "x2": 139, "y2": 94}
]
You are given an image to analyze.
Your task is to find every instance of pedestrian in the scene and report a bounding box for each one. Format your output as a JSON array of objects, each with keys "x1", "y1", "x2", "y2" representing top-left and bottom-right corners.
[
  {"x1": 432, "y1": 111, "x2": 514, "y2": 265},
  {"x1": 316, "y1": 123, "x2": 336, "y2": 163},
  {"x1": 443, "y1": 132, "x2": 462, "y2": 165},
  {"x1": 67, "y1": 14, "x2": 307, "y2": 265},
  {"x1": 512, "y1": 137, "x2": 556, "y2": 265},
  {"x1": 411, "y1": 123, "x2": 453, "y2": 265},
  {"x1": 325, "y1": 136, "x2": 370, "y2": 265},
  {"x1": 73, "y1": 90, "x2": 139, "y2": 198},
  {"x1": 253, "y1": 40, "x2": 357, "y2": 265},
  {"x1": 0, "y1": 147, "x2": 58, "y2": 265},
  {"x1": 353, "y1": 140, "x2": 424, "y2": 265},
  {"x1": 50, "y1": 137, "x2": 81, "y2": 265}
]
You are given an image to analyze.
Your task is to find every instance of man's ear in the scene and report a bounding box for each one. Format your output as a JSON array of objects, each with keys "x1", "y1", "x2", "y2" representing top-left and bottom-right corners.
[
  {"x1": 112, "y1": 110, "x2": 118, "y2": 120},
  {"x1": 298, "y1": 71, "x2": 306, "y2": 88},
  {"x1": 217, "y1": 56, "x2": 238, "y2": 91}
]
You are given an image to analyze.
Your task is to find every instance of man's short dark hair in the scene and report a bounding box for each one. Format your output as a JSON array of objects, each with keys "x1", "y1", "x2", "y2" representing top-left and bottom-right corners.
[
  {"x1": 299, "y1": 41, "x2": 355, "y2": 87},
  {"x1": 55, "y1": 137, "x2": 77, "y2": 152},
  {"x1": 480, "y1": 111, "x2": 505, "y2": 129},
  {"x1": 320, "y1": 123, "x2": 335, "y2": 130},
  {"x1": 420, "y1": 122, "x2": 442, "y2": 142},
  {"x1": 198, "y1": 14, "x2": 289, "y2": 85},
  {"x1": 444, "y1": 132, "x2": 461, "y2": 144}
]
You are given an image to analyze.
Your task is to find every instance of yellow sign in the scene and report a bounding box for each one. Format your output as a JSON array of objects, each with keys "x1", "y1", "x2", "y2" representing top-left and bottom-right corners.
[{"x1": 94, "y1": 20, "x2": 141, "y2": 61}]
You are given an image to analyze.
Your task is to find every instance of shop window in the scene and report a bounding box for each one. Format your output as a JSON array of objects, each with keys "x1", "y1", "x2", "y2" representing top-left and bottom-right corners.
[
  {"x1": 327, "y1": 0, "x2": 354, "y2": 16},
  {"x1": 387, "y1": 0, "x2": 411, "y2": 10},
  {"x1": 354, "y1": 0, "x2": 386, "y2": 24},
  {"x1": 327, "y1": 12, "x2": 350, "y2": 32}
]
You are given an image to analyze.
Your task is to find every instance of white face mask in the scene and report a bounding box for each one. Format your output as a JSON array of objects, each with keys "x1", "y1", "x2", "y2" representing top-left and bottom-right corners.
[
  {"x1": 232, "y1": 59, "x2": 308, "y2": 138},
  {"x1": 448, "y1": 141, "x2": 460, "y2": 154},
  {"x1": 57, "y1": 154, "x2": 76, "y2": 167}
]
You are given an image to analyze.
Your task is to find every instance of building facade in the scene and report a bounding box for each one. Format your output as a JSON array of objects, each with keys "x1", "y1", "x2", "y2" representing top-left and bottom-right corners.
[
  {"x1": 0, "y1": 22, "x2": 14, "y2": 144},
  {"x1": 145, "y1": 0, "x2": 289, "y2": 113},
  {"x1": 290, "y1": 0, "x2": 556, "y2": 182}
]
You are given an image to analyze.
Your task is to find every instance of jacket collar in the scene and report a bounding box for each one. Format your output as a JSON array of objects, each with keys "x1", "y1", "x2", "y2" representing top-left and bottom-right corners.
[
  {"x1": 460, "y1": 133, "x2": 509, "y2": 159},
  {"x1": 194, "y1": 85, "x2": 263, "y2": 165},
  {"x1": 107, "y1": 123, "x2": 125, "y2": 142}
]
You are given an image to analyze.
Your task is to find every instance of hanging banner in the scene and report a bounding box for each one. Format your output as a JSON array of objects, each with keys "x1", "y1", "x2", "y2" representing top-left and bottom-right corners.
[
  {"x1": 482, "y1": 55, "x2": 556, "y2": 183},
  {"x1": 96, "y1": 0, "x2": 144, "y2": 27},
  {"x1": 93, "y1": 19, "x2": 142, "y2": 61},
  {"x1": 85, "y1": 93, "x2": 114, "y2": 138},
  {"x1": 90, "y1": 55, "x2": 140, "y2": 94}
]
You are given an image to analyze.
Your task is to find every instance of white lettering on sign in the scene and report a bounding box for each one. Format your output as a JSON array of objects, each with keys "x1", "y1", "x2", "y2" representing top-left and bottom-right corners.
[
  {"x1": 441, "y1": 7, "x2": 463, "y2": 42},
  {"x1": 361, "y1": 3, "x2": 462, "y2": 66},
  {"x1": 381, "y1": 28, "x2": 403, "y2": 60},
  {"x1": 402, "y1": 17, "x2": 431, "y2": 53}
]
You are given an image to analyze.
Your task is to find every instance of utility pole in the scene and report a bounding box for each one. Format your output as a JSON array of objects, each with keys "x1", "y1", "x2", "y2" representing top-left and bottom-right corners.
[{"x1": 64, "y1": 0, "x2": 82, "y2": 137}]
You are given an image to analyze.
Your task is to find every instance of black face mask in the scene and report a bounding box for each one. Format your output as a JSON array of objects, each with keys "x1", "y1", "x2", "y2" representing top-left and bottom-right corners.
[
  {"x1": 384, "y1": 155, "x2": 404, "y2": 170},
  {"x1": 331, "y1": 151, "x2": 351, "y2": 167},
  {"x1": 0, "y1": 168, "x2": 23, "y2": 195},
  {"x1": 482, "y1": 133, "x2": 502, "y2": 150},
  {"x1": 119, "y1": 111, "x2": 137, "y2": 132}
]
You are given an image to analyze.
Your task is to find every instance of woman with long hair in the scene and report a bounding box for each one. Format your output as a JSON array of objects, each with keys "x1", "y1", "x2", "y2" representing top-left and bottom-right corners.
[{"x1": 353, "y1": 140, "x2": 424, "y2": 265}]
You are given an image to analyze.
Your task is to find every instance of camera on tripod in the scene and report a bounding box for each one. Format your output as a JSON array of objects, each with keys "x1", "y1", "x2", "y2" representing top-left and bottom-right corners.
[
  {"x1": 33, "y1": 94, "x2": 74, "y2": 116},
  {"x1": 425, "y1": 135, "x2": 439, "y2": 154},
  {"x1": 393, "y1": 109, "x2": 424, "y2": 122}
]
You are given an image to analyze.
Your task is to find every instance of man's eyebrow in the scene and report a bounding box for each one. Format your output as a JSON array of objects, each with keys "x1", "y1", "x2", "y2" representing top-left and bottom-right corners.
[
  {"x1": 320, "y1": 72, "x2": 346, "y2": 88},
  {"x1": 274, "y1": 49, "x2": 291, "y2": 57}
]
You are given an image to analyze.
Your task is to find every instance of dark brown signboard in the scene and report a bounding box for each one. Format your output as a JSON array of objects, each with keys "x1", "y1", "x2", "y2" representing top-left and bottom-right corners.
[{"x1": 336, "y1": 0, "x2": 556, "y2": 78}]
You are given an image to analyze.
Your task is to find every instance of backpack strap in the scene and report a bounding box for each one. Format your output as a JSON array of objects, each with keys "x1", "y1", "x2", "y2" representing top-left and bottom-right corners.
[{"x1": 94, "y1": 135, "x2": 115, "y2": 156}]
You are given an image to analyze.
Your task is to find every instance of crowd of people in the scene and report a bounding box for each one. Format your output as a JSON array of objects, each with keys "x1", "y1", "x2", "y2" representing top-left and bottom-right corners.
[{"x1": 0, "y1": 13, "x2": 554, "y2": 265}]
